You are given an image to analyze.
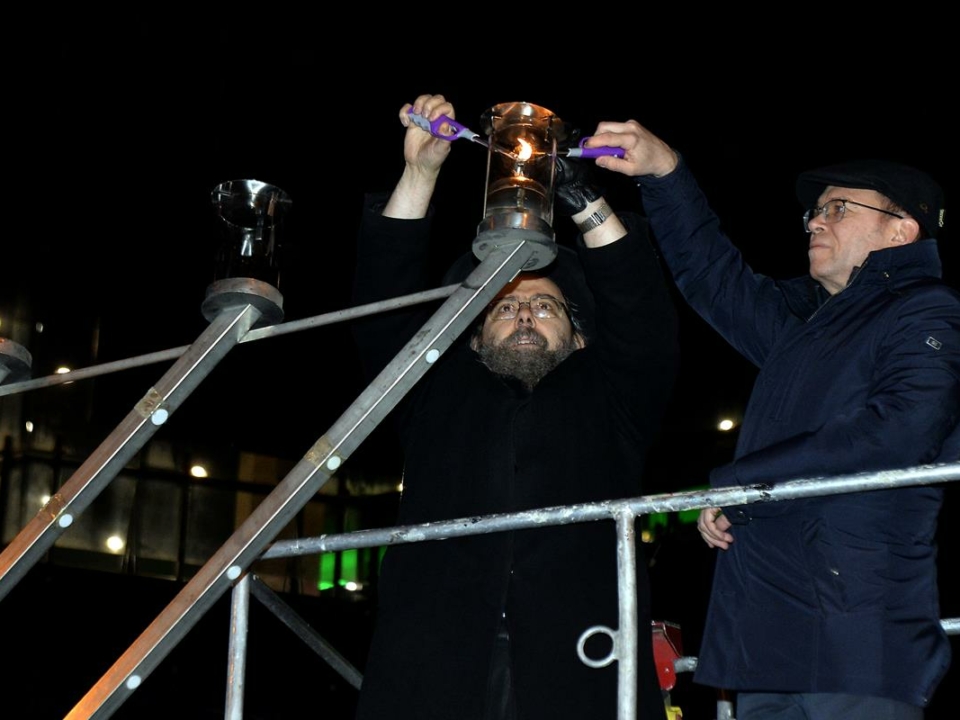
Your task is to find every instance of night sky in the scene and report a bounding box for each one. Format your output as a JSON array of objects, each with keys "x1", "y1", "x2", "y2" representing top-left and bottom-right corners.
[{"x1": 4, "y1": 21, "x2": 955, "y2": 473}]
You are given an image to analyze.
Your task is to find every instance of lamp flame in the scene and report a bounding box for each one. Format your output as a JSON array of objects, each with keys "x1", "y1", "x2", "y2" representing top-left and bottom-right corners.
[{"x1": 516, "y1": 138, "x2": 533, "y2": 161}]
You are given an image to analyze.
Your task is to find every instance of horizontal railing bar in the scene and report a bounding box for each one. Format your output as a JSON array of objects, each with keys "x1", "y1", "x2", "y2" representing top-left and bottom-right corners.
[
  {"x1": 0, "y1": 285, "x2": 459, "y2": 397},
  {"x1": 261, "y1": 462, "x2": 960, "y2": 557}
]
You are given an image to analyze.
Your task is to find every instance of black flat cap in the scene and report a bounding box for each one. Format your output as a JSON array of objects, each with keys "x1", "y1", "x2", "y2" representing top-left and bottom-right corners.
[{"x1": 796, "y1": 159, "x2": 945, "y2": 239}]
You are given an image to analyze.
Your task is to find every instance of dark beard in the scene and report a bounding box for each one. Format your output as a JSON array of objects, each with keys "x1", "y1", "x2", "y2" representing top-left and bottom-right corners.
[{"x1": 476, "y1": 328, "x2": 579, "y2": 391}]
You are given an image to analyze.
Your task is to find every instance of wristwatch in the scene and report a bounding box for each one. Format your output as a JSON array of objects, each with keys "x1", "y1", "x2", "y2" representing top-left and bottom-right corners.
[{"x1": 576, "y1": 201, "x2": 613, "y2": 233}]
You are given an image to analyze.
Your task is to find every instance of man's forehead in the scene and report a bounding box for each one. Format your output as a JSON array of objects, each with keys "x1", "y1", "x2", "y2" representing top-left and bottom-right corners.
[
  {"x1": 819, "y1": 185, "x2": 887, "y2": 204},
  {"x1": 495, "y1": 274, "x2": 565, "y2": 300}
]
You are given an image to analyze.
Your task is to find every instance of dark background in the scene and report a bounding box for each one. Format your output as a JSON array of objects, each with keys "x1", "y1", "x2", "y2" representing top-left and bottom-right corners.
[
  {"x1": 1, "y1": 14, "x2": 956, "y2": 720},
  {"x1": 4, "y1": 18, "x2": 956, "y2": 464},
  {"x1": 4, "y1": 19, "x2": 956, "y2": 465}
]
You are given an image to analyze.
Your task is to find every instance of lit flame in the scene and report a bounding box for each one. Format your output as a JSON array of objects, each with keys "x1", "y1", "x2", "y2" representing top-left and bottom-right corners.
[{"x1": 516, "y1": 138, "x2": 533, "y2": 161}]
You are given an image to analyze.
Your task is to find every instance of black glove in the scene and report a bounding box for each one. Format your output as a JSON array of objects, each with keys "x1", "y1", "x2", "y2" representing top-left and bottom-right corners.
[{"x1": 554, "y1": 154, "x2": 604, "y2": 217}]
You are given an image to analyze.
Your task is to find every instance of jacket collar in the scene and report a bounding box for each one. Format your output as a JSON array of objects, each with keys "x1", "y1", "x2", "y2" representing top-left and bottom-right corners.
[
  {"x1": 854, "y1": 237, "x2": 943, "y2": 283},
  {"x1": 779, "y1": 238, "x2": 944, "y2": 318}
]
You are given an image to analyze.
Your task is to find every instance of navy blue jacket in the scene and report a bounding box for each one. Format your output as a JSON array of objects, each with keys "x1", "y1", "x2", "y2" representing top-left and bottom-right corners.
[
  {"x1": 638, "y1": 158, "x2": 959, "y2": 707},
  {"x1": 351, "y1": 193, "x2": 679, "y2": 720}
]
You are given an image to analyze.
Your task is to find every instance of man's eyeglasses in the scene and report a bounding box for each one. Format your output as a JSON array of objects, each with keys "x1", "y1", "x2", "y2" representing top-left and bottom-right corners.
[
  {"x1": 488, "y1": 294, "x2": 569, "y2": 320},
  {"x1": 803, "y1": 199, "x2": 904, "y2": 233}
]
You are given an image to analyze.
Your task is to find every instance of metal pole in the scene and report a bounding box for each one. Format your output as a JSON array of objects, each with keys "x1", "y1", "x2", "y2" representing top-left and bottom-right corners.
[
  {"x1": 260, "y1": 462, "x2": 960, "y2": 556},
  {"x1": 0, "y1": 303, "x2": 264, "y2": 601},
  {"x1": 615, "y1": 508, "x2": 638, "y2": 720},
  {"x1": 224, "y1": 574, "x2": 251, "y2": 720}
]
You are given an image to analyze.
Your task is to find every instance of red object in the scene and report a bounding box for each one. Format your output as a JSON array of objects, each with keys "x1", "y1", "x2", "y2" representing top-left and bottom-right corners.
[{"x1": 651, "y1": 621, "x2": 684, "y2": 691}]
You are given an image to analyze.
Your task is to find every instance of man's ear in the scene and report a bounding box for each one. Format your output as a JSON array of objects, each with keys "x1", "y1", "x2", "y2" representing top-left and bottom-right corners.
[
  {"x1": 574, "y1": 332, "x2": 586, "y2": 350},
  {"x1": 895, "y1": 216, "x2": 922, "y2": 244},
  {"x1": 470, "y1": 333, "x2": 480, "y2": 351}
]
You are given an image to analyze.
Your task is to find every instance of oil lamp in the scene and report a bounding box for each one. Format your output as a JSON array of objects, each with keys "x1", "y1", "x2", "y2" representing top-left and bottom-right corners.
[
  {"x1": 202, "y1": 179, "x2": 289, "y2": 326},
  {"x1": 473, "y1": 102, "x2": 567, "y2": 271}
]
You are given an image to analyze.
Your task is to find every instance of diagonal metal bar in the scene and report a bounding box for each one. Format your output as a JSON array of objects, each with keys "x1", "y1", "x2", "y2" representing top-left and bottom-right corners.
[
  {"x1": 0, "y1": 303, "x2": 264, "y2": 602},
  {"x1": 247, "y1": 573, "x2": 363, "y2": 690},
  {"x1": 64, "y1": 240, "x2": 538, "y2": 719},
  {"x1": 224, "y1": 572, "x2": 364, "y2": 719}
]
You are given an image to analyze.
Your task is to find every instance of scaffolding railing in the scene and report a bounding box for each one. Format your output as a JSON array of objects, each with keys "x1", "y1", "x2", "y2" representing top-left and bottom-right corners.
[{"x1": 245, "y1": 461, "x2": 960, "y2": 720}]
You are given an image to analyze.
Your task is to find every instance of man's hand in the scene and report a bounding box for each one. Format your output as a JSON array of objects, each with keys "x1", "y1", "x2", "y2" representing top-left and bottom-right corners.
[
  {"x1": 586, "y1": 119, "x2": 679, "y2": 179},
  {"x1": 399, "y1": 94, "x2": 455, "y2": 177},
  {"x1": 384, "y1": 94, "x2": 456, "y2": 219},
  {"x1": 697, "y1": 507, "x2": 734, "y2": 550}
]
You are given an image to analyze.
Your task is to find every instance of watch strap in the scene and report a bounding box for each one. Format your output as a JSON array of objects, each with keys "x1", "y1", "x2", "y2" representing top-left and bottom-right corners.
[{"x1": 575, "y1": 201, "x2": 613, "y2": 233}]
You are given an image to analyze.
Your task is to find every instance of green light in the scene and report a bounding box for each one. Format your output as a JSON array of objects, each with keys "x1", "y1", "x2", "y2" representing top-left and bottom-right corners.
[
  {"x1": 317, "y1": 548, "x2": 385, "y2": 592},
  {"x1": 318, "y1": 553, "x2": 336, "y2": 591}
]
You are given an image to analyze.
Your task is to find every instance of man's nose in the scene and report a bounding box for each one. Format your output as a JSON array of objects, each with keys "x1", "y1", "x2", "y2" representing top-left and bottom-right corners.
[
  {"x1": 806, "y1": 212, "x2": 826, "y2": 234},
  {"x1": 515, "y1": 305, "x2": 535, "y2": 325}
]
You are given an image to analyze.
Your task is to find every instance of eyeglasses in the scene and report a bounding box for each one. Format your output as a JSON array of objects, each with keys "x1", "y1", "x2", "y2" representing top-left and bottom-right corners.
[
  {"x1": 803, "y1": 198, "x2": 904, "y2": 232},
  {"x1": 488, "y1": 294, "x2": 569, "y2": 320}
]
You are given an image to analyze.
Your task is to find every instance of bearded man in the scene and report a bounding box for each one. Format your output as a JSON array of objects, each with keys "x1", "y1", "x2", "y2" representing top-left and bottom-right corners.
[{"x1": 350, "y1": 94, "x2": 680, "y2": 720}]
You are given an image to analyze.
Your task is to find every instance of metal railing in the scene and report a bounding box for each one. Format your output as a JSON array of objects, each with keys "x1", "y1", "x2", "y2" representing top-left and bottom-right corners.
[{"x1": 236, "y1": 461, "x2": 960, "y2": 720}]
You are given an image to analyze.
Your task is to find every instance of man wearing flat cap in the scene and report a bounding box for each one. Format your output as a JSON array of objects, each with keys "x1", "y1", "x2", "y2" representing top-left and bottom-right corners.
[
  {"x1": 586, "y1": 118, "x2": 960, "y2": 719},
  {"x1": 350, "y1": 95, "x2": 679, "y2": 720}
]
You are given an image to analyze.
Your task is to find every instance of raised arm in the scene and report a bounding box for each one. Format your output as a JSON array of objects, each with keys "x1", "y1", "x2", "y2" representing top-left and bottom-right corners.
[{"x1": 383, "y1": 94, "x2": 457, "y2": 219}]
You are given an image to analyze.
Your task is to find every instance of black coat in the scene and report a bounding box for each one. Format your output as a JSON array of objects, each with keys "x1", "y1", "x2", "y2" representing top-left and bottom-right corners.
[{"x1": 351, "y1": 193, "x2": 680, "y2": 720}]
